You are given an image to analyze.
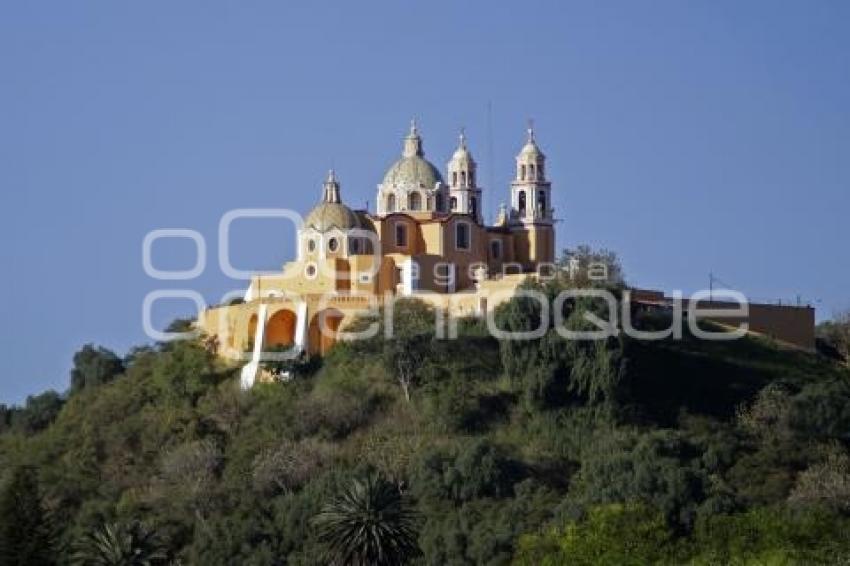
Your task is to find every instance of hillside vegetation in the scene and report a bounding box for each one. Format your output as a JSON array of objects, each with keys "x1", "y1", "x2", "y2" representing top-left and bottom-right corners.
[{"x1": 2, "y1": 257, "x2": 850, "y2": 565}]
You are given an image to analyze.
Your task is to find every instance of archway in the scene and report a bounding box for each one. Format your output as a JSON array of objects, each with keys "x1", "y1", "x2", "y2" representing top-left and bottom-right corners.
[
  {"x1": 308, "y1": 309, "x2": 344, "y2": 356},
  {"x1": 265, "y1": 309, "x2": 297, "y2": 348}
]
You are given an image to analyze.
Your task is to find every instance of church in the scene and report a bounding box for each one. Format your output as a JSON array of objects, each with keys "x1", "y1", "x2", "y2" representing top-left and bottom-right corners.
[{"x1": 198, "y1": 121, "x2": 557, "y2": 385}]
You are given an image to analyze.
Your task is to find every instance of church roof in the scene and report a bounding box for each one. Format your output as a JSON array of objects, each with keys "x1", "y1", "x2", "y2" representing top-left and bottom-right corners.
[
  {"x1": 303, "y1": 170, "x2": 375, "y2": 233},
  {"x1": 381, "y1": 120, "x2": 444, "y2": 189},
  {"x1": 303, "y1": 202, "x2": 363, "y2": 232},
  {"x1": 382, "y1": 155, "x2": 444, "y2": 189}
]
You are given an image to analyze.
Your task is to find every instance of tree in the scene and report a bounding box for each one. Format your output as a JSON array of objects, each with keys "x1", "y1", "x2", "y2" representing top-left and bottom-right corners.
[
  {"x1": 559, "y1": 245, "x2": 626, "y2": 289},
  {"x1": 72, "y1": 521, "x2": 168, "y2": 566},
  {"x1": 0, "y1": 466, "x2": 54, "y2": 565},
  {"x1": 11, "y1": 390, "x2": 64, "y2": 434},
  {"x1": 817, "y1": 310, "x2": 850, "y2": 367},
  {"x1": 736, "y1": 383, "x2": 795, "y2": 446},
  {"x1": 382, "y1": 299, "x2": 436, "y2": 402},
  {"x1": 69, "y1": 344, "x2": 125, "y2": 395},
  {"x1": 789, "y1": 445, "x2": 850, "y2": 512},
  {"x1": 561, "y1": 429, "x2": 706, "y2": 528},
  {"x1": 313, "y1": 474, "x2": 421, "y2": 566},
  {"x1": 252, "y1": 438, "x2": 333, "y2": 495},
  {"x1": 514, "y1": 503, "x2": 674, "y2": 566}
]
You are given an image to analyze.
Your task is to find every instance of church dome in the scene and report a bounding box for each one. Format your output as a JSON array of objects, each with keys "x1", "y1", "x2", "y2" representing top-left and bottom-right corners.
[
  {"x1": 381, "y1": 120, "x2": 444, "y2": 189},
  {"x1": 519, "y1": 125, "x2": 545, "y2": 159},
  {"x1": 303, "y1": 202, "x2": 361, "y2": 232},
  {"x1": 303, "y1": 170, "x2": 375, "y2": 232},
  {"x1": 382, "y1": 155, "x2": 443, "y2": 189}
]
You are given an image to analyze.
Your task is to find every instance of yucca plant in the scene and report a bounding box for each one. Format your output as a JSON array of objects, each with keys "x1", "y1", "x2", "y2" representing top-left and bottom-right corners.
[
  {"x1": 313, "y1": 474, "x2": 421, "y2": 566},
  {"x1": 72, "y1": 521, "x2": 169, "y2": 566}
]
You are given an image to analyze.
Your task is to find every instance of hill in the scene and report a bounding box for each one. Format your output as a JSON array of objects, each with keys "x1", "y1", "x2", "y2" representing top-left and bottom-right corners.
[{"x1": 1, "y1": 287, "x2": 850, "y2": 565}]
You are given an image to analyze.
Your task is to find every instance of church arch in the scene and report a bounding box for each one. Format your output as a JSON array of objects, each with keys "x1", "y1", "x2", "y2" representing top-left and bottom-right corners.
[
  {"x1": 265, "y1": 308, "x2": 297, "y2": 349},
  {"x1": 308, "y1": 308, "x2": 344, "y2": 356}
]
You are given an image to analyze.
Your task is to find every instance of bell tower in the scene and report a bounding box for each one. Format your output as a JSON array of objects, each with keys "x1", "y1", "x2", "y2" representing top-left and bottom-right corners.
[
  {"x1": 447, "y1": 130, "x2": 483, "y2": 224},
  {"x1": 509, "y1": 123, "x2": 554, "y2": 268}
]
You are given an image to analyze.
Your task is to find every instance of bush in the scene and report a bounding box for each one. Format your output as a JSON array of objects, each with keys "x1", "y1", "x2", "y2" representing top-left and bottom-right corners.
[{"x1": 514, "y1": 503, "x2": 674, "y2": 566}]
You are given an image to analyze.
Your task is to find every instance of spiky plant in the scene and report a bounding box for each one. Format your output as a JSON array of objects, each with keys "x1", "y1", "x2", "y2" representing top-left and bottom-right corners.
[
  {"x1": 313, "y1": 474, "x2": 421, "y2": 566},
  {"x1": 72, "y1": 521, "x2": 169, "y2": 566}
]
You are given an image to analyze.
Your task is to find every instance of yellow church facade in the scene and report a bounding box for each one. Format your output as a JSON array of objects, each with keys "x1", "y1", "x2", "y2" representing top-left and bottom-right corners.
[{"x1": 198, "y1": 122, "x2": 556, "y2": 386}]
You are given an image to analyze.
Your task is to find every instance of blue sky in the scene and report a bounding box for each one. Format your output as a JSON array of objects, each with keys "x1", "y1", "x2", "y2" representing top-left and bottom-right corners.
[{"x1": 1, "y1": 1, "x2": 848, "y2": 403}]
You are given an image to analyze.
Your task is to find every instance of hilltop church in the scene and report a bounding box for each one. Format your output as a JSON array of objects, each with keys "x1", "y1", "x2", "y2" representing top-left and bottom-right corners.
[{"x1": 199, "y1": 121, "x2": 557, "y2": 385}]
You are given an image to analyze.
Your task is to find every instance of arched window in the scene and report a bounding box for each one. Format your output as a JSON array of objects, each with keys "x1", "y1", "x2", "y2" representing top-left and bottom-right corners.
[
  {"x1": 435, "y1": 192, "x2": 444, "y2": 212},
  {"x1": 538, "y1": 164, "x2": 544, "y2": 180},
  {"x1": 529, "y1": 164, "x2": 536, "y2": 180},
  {"x1": 386, "y1": 193, "x2": 396, "y2": 212},
  {"x1": 452, "y1": 172, "x2": 458, "y2": 186},
  {"x1": 409, "y1": 192, "x2": 421, "y2": 211},
  {"x1": 538, "y1": 190, "x2": 546, "y2": 216},
  {"x1": 349, "y1": 237, "x2": 361, "y2": 255},
  {"x1": 470, "y1": 196, "x2": 477, "y2": 219},
  {"x1": 469, "y1": 171, "x2": 474, "y2": 186},
  {"x1": 521, "y1": 164, "x2": 526, "y2": 181},
  {"x1": 450, "y1": 196, "x2": 458, "y2": 211},
  {"x1": 460, "y1": 171, "x2": 467, "y2": 187},
  {"x1": 455, "y1": 222, "x2": 470, "y2": 250},
  {"x1": 518, "y1": 191, "x2": 527, "y2": 217}
]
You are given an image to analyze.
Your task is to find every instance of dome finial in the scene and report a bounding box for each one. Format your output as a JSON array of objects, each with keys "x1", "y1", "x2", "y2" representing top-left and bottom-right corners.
[
  {"x1": 458, "y1": 127, "x2": 466, "y2": 149},
  {"x1": 527, "y1": 118, "x2": 535, "y2": 143},
  {"x1": 322, "y1": 169, "x2": 341, "y2": 203},
  {"x1": 403, "y1": 118, "x2": 424, "y2": 157}
]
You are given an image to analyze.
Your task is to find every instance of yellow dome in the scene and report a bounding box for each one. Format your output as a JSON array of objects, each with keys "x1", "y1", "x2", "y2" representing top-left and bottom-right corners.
[
  {"x1": 303, "y1": 170, "x2": 375, "y2": 232},
  {"x1": 303, "y1": 202, "x2": 361, "y2": 232}
]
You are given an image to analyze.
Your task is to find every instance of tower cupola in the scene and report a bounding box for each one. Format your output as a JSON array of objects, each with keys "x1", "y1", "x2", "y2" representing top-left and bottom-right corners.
[
  {"x1": 447, "y1": 129, "x2": 483, "y2": 223},
  {"x1": 402, "y1": 119, "x2": 424, "y2": 158},
  {"x1": 321, "y1": 169, "x2": 341, "y2": 203},
  {"x1": 510, "y1": 122, "x2": 552, "y2": 225}
]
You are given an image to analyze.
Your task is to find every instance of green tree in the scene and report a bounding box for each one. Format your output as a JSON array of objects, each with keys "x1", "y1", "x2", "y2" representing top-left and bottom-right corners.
[
  {"x1": 11, "y1": 390, "x2": 64, "y2": 434},
  {"x1": 0, "y1": 466, "x2": 55, "y2": 566},
  {"x1": 72, "y1": 521, "x2": 168, "y2": 566},
  {"x1": 382, "y1": 299, "x2": 436, "y2": 402},
  {"x1": 313, "y1": 474, "x2": 421, "y2": 566},
  {"x1": 513, "y1": 503, "x2": 674, "y2": 566},
  {"x1": 69, "y1": 344, "x2": 125, "y2": 395},
  {"x1": 816, "y1": 310, "x2": 850, "y2": 366},
  {"x1": 560, "y1": 245, "x2": 626, "y2": 289}
]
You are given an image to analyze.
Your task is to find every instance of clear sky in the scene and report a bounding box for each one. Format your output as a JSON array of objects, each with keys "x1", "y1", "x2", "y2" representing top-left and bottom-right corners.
[{"x1": 1, "y1": 1, "x2": 848, "y2": 403}]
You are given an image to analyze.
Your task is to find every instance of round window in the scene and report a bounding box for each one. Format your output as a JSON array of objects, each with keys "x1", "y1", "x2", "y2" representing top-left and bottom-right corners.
[
  {"x1": 307, "y1": 238, "x2": 316, "y2": 252},
  {"x1": 305, "y1": 263, "x2": 317, "y2": 279},
  {"x1": 328, "y1": 238, "x2": 339, "y2": 252}
]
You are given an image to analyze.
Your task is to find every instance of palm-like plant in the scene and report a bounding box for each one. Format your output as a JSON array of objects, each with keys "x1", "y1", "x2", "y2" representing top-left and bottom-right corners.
[
  {"x1": 72, "y1": 521, "x2": 169, "y2": 566},
  {"x1": 313, "y1": 474, "x2": 421, "y2": 566}
]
